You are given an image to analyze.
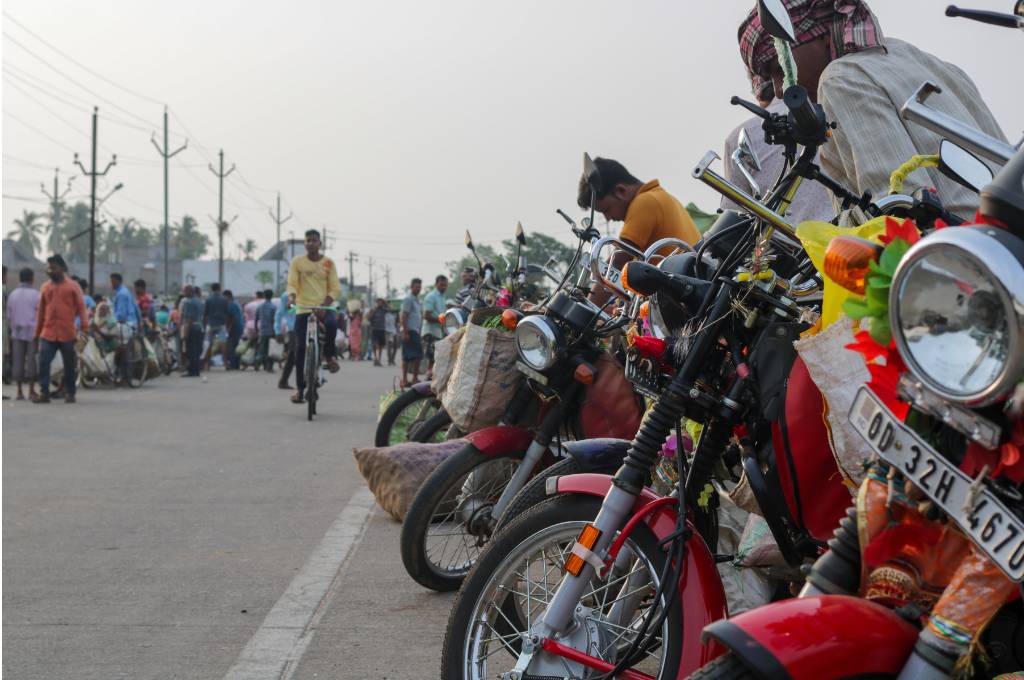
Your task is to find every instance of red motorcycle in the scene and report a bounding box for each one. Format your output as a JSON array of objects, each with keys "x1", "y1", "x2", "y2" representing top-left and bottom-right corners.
[{"x1": 690, "y1": 76, "x2": 1024, "y2": 677}]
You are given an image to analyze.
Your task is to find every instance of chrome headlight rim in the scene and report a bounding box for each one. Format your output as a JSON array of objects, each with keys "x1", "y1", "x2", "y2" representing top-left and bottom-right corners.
[
  {"x1": 515, "y1": 314, "x2": 561, "y2": 371},
  {"x1": 889, "y1": 226, "x2": 1024, "y2": 407},
  {"x1": 442, "y1": 308, "x2": 466, "y2": 335}
]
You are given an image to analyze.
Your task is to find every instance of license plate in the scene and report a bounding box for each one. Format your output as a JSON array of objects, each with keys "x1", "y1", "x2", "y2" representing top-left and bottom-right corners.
[
  {"x1": 849, "y1": 387, "x2": 1024, "y2": 582},
  {"x1": 605, "y1": 265, "x2": 622, "y2": 285},
  {"x1": 516, "y1": 361, "x2": 548, "y2": 385}
]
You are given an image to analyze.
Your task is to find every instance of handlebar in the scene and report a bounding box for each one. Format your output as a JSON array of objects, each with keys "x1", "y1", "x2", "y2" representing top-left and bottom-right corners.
[
  {"x1": 782, "y1": 85, "x2": 828, "y2": 144},
  {"x1": 946, "y1": 5, "x2": 1023, "y2": 28},
  {"x1": 290, "y1": 304, "x2": 339, "y2": 312}
]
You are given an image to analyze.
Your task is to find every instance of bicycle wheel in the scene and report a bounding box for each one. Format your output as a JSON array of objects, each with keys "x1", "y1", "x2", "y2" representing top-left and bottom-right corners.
[
  {"x1": 306, "y1": 340, "x2": 317, "y2": 421},
  {"x1": 375, "y1": 387, "x2": 442, "y2": 446}
]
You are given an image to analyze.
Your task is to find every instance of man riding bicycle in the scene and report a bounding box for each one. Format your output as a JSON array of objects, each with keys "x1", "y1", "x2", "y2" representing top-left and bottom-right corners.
[{"x1": 286, "y1": 229, "x2": 341, "y2": 405}]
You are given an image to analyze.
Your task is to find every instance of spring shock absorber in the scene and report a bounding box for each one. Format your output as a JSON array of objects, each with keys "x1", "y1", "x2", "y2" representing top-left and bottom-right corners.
[
  {"x1": 801, "y1": 506, "x2": 861, "y2": 596},
  {"x1": 683, "y1": 417, "x2": 733, "y2": 502}
]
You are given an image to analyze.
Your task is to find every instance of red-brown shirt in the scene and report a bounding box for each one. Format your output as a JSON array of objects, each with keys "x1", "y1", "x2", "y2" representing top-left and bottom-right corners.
[{"x1": 35, "y1": 277, "x2": 88, "y2": 342}]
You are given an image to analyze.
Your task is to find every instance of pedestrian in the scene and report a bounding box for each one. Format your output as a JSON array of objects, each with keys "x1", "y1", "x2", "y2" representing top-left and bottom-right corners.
[
  {"x1": 76, "y1": 277, "x2": 96, "y2": 327},
  {"x1": 2, "y1": 264, "x2": 10, "y2": 392},
  {"x1": 275, "y1": 289, "x2": 296, "y2": 390},
  {"x1": 110, "y1": 272, "x2": 140, "y2": 328},
  {"x1": 6, "y1": 267, "x2": 40, "y2": 400},
  {"x1": 180, "y1": 285, "x2": 204, "y2": 377},
  {"x1": 421, "y1": 274, "x2": 448, "y2": 379},
  {"x1": 255, "y1": 288, "x2": 277, "y2": 372},
  {"x1": 384, "y1": 307, "x2": 398, "y2": 366},
  {"x1": 399, "y1": 278, "x2": 424, "y2": 388},
  {"x1": 225, "y1": 290, "x2": 244, "y2": 370},
  {"x1": 348, "y1": 309, "x2": 362, "y2": 361},
  {"x1": 34, "y1": 254, "x2": 88, "y2": 403},
  {"x1": 244, "y1": 291, "x2": 262, "y2": 340},
  {"x1": 134, "y1": 278, "x2": 153, "y2": 326},
  {"x1": 368, "y1": 298, "x2": 389, "y2": 366},
  {"x1": 202, "y1": 282, "x2": 229, "y2": 371}
]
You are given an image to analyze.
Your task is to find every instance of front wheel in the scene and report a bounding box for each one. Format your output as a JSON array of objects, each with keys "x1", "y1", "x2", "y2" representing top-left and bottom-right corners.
[
  {"x1": 122, "y1": 337, "x2": 147, "y2": 388},
  {"x1": 494, "y1": 456, "x2": 582, "y2": 532},
  {"x1": 441, "y1": 494, "x2": 682, "y2": 680},
  {"x1": 305, "y1": 341, "x2": 317, "y2": 421},
  {"x1": 410, "y1": 409, "x2": 453, "y2": 443},
  {"x1": 400, "y1": 444, "x2": 525, "y2": 591},
  {"x1": 374, "y1": 387, "x2": 441, "y2": 447}
]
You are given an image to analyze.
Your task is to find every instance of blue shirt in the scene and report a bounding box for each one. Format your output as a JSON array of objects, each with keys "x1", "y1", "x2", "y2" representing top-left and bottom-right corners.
[
  {"x1": 227, "y1": 301, "x2": 244, "y2": 336},
  {"x1": 421, "y1": 288, "x2": 446, "y2": 337},
  {"x1": 275, "y1": 292, "x2": 296, "y2": 333},
  {"x1": 76, "y1": 294, "x2": 96, "y2": 329},
  {"x1": 113, "y1": 285, "x2": 140, "y2": 325},
  {"x1": 256, "y1": 300, "x2": 277, "y2": 337},
  {"x1": 203, "y1": 292, "x2": 229, "y2": 327},
  {"x1": 181, "y1": 297, "x2": 204, "y2": 325}
]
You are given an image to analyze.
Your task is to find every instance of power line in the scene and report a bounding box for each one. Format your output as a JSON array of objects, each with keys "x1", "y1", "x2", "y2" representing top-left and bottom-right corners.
[
  {"x1": 3, "y1": 153, "x2": 56, "y2": 169},
  {"x1": 4, "y1": 110, "x2": 78, "y2": 152},
  {"x1": 3, "y1": 10, "x2": 165, "y2": 107}
]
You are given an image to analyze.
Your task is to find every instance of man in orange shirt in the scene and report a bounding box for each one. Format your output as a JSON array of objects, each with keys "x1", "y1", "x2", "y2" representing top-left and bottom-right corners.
[
  {"x1": 577, "y1": 157, "x2": 701, "y2": 305},
  {"x1": 33, "y1": 254, "x2": 88, "y2": 404}
]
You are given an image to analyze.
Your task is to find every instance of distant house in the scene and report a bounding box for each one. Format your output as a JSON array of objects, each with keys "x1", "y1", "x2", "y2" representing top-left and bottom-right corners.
[{"x1": 2, "y1": 239, "x2": 47, "y2": 287}]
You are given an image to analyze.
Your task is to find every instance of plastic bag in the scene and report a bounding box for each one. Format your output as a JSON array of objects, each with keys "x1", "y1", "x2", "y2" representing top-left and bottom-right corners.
[
  {"x1": 440, "y1": 323, "x2": 521, "y2": 432},
  {"x1": 430, "y1": 326, "x2": 465, "y2": 398}
]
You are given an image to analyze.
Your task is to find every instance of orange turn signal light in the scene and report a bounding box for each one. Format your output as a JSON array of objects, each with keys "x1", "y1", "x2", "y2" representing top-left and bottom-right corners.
[
  {"x1": 564, "y1": 524, "x2": 602, "y2": 577},
  {"x1": 823, "y1": 236, "x2": 883, "y2": 295},
  {"x1": 621, "y1": 262, "x2": 639, "y2": 296},
  {"x1": 573, "y1": 363, "x2": 595, "y2": 385},
  {"x1": 438, "y1": 313, "x2": 445, "y2": 324},
  {"x1": 501, "y1": 309, "x2": 521, "y2": 330},
  {"x1": 638, "y1": 300, "x2": 650, "y2": 320}
]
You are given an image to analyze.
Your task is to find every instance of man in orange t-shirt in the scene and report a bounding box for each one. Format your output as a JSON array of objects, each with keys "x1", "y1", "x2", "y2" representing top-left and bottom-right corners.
[
  {"x1": 577, "y1": 157, "x2": 700, "y2": 305},
  {"x1": 33, "y1": 254, "x2": 88, "y2": 404}
]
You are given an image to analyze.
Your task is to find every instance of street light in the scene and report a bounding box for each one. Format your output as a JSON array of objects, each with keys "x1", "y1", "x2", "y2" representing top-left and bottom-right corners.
[{"x1": 98, "y1": 182, "x2": 124, "y2": 206}]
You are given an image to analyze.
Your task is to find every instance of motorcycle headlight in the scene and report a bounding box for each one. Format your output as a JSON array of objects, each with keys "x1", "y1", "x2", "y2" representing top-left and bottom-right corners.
[
  {"x1": 442, "y1": 308, "x2": 466, "y2": 335},
  {"x1": 890, "y1": 227, "x2": 1024, "y2": 406},
  {"x1": 516, "y1": 315, "x2": 561, "y2": 371}
]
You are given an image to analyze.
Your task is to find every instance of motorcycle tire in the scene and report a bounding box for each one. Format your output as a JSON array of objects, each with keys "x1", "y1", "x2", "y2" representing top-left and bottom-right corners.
[
  {"x1": 494, "y1": 456, "x2": 582, "y2": 532},
  {"x1": 681, "y1": 653, "x2": 753, "y2": 679},
  {"x1": 441, "y1": 495, "x2": 683, "y2": 680},
  {"x1": 400, "y1": 444, "x2": 525, "y2": 592},
  {"x1": 374, "y1": 387, "x2": 441, "y2": 447},
  {"x1": 409, "y1": 409, "x2": 453, "y2": 444}
]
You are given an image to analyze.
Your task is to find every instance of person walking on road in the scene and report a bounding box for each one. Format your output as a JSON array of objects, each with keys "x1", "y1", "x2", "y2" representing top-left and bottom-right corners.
[
  {"x1": 110, "y1": 273, "x2": 140, "y2": 328},
  {"x1": 202, "y1": 283, "x2": 229, "y2": 371},
  {"x1": 6, "y1": 267, "x2": 40, "y2": 401},
  {"x1": 421, "y1": 274, "x2": 447, "y2": 380},
  {"x1": 255, "y1": 288, "x2": 277, "y2": 372},
  {"x1": 368, "y1": 298, "x2": 389, "y2": 367},
  {"x1": 275, "y1": 290, "x2": 296, "y2": 390},
  {"x1": 399, "y1": 278, "x2": 423, "y2": 388},
  {"x1": 134, "y1": 279, "x2": 153, "y2": 326},
  {"x1": 225, "y1": 290, "x2": 244, "y2": 370},
  {"x1": 384, "y1": 308, "x2": 398, "y2": 366},
  {"x1": 180, "y1": 286, "x2": 204, "y2": 377},
  {"x1": 34, "y1": 255, "x2": 87, "y2": 404},
  {"x1": 286, "y1": 228, "x2": 341, "y2": 404},
  {"x1": 244, "y1": 291, "x2": 262, "y2": 340}
]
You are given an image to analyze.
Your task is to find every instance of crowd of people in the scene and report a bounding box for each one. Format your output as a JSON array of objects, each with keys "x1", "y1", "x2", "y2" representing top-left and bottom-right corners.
[{"x1": 2, "y1": 229, "x2": 463, "y2": 405}]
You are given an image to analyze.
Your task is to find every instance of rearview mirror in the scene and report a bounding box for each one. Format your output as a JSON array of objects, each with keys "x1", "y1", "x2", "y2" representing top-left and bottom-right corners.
[
  {"x1": 583, "y1": 152, "x2": 601, "y2": 194},
  {"x1": 464, "y1": 230, "x2": 475, "y2": 251},
  {"x1": 581, "y1": 216, "x2": 592, "y2": 230},
  {"x1": 515, "y1": 221, "x2": 526, "y2": 245},
  {"x1": 939, "y1": 139, "x2": 993, "y2": 193},
  {"x1": 731, "y1": 127, "x2": 764, "y2": 198},
  {"x1": 757, "y1": 0, "x2": 797, "y2": 43}
]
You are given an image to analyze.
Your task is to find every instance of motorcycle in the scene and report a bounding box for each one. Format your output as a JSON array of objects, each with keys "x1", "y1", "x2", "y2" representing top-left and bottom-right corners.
[
  {"x1": 688, "y1": 5, "x2": 1024, "y2": 679},
  {"x1": 375, "y1": 224, "x2": 531, "y2": 447},
  {"x1": 398, "y1": 211, "x2": 661, "y2": 592}
]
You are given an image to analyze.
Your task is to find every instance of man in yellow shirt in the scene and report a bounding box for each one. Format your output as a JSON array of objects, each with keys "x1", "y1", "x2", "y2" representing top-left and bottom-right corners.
[
  {"x1": 577, "y1": 157, "x2": 700, "y2": 304},
  {"x1": 286, "y1": 228, "x2": 342, "y2": 404}
]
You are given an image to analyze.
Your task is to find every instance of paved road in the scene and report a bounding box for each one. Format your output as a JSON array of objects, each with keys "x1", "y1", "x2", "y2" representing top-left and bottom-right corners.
[{"x1": 3, "y1": 363, "x2": 453, "y2": 679}]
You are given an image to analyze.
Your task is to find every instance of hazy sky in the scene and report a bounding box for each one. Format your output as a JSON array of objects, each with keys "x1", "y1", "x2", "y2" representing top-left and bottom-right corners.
[{"x1": 3, "y1": 0, "x2": 1021, "y2": 292}]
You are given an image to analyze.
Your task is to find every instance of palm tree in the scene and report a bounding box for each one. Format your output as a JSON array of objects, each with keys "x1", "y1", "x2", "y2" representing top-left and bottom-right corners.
[
  {"x1": 172, "y1": 215, "x2": 211, "y2": 259},
  {"x1": 242, "y1": 239, "x2": 258, "y2": 261},
  {"x1": 10, "y1": 210, "x2": 44, "y2": 256}
]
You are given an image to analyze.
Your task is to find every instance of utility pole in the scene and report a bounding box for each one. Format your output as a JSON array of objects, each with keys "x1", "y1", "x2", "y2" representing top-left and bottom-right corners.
[
  {"x1": 208, "y1": 149, "x2": 236, "y2": 287},
  {"x1": 73, "y1": 107, "x2": 116, "y2": 293},
  {"x1": 322, "y1": 226, "x2": 329, "y2": 252},
  {"x1": 367, "y1": 257, "x2": 375, "y2": 304},
  {"x1": 268, "y1": 192, "x2": 292, "y2": 293},
  {"x1": 151, "y1": 106, "x2": 187, "y2": 295},
  {"x1": 346, "y1": 250, "x2": 358, "y2": 299},
  {"x1": 41, "y1": 168, "x2": 73, "y2": 254},
  {"x1": 384, "y1": 264, "x2": 392, "y2": 300}
]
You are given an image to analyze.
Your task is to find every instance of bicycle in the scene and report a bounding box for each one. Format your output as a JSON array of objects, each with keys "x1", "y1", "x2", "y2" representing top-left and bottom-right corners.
[{"x1": 292, "y1": 304, "x2": 338, "y2": 421}]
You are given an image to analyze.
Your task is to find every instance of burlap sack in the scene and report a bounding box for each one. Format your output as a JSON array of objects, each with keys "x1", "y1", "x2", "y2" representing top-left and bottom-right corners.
[
  {"x1": 352, "y1": 440, "x2": 467, "y2": 521},
  {"x1": 794, "y1": 316, "x2": 872, "y2": 486},
  {"x1": 430, "y1": 326, "x2": 466, "y2": 399},
  {"x1": 440, "y1": 323, "x2": 521, "y2": 432}
]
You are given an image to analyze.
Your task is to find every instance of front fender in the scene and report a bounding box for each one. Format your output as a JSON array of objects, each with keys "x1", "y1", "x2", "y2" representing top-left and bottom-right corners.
[
  {"x1": 463, "y1": 426, "x2": 534, "y2": 456},
  {"x1": 561, "y1": 438, "x2": 630, "y2": 472},
  {"x1": 410, "y1": 381, "x2": 435, "y2": 396},
  {"x1": 553, "y1": 473, "x2": 728, "y2": 675},
  {"x1": 702, "y1": 595, "x2": 918, "y2": 680}
]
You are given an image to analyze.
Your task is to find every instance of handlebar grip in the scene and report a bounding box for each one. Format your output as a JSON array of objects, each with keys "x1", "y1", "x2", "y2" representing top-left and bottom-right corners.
[
  {"x1": 946, "y1": 5, "x2": 1021, "y2": 28},
  {"x1": 783, "y1": 85, "x2": 822, "y2": 136}
]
